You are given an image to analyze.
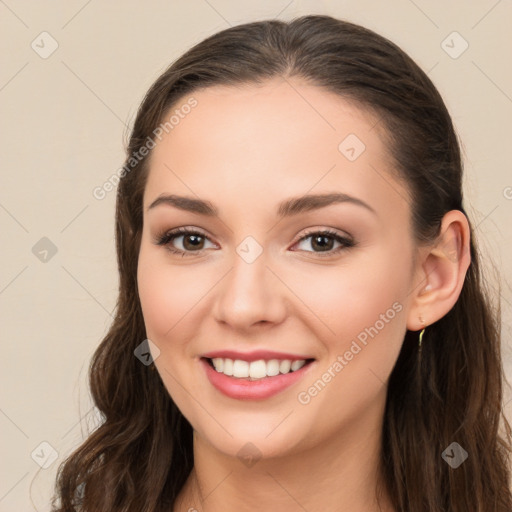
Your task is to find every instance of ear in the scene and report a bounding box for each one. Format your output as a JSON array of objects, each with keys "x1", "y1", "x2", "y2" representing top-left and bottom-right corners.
[{"x1": 406, "y1": 210, "x2": 471, "y2": 331}]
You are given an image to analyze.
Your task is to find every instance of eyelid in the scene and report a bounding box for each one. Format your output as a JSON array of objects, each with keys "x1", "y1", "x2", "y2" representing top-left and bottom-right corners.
[
  {"x1": 153, "y1": 226, "x2": 217, "y2": 250},
  {"x1": 291, "y1": 227, "x2": 353, "y2": 246},
  {"x1": 290, "y1": 228, "x2": 354, "y2": 257}
]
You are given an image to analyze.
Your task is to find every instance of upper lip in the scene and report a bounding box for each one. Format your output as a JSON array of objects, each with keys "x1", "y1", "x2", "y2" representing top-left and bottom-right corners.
[{"x1": 201, "y1": 350, "x2": 315, "y2": 362}]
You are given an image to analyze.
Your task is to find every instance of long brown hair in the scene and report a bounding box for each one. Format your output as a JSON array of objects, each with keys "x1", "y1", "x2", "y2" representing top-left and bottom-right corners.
[{"x1": 52, "y1": 14, "x2": 512, "y2": 511}]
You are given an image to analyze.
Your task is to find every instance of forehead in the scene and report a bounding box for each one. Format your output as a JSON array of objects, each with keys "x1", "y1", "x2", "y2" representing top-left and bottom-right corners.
[{"x1": 143, "y1": 78, "x2": 411, "y2": 221}]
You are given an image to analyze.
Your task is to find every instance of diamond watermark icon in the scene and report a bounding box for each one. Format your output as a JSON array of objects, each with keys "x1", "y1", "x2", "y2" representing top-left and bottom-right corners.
[
  {"x1": 441, "y1": 441, "x2": 468, "y2": 468},
  {"x1": 31, "y1": 31, "x2": 59, "y2": 59},
  {"x1": 441, "y1": 31, "x2": 469, "y2": 59},
  {"x1": 32, "y1": 237, "x2": 58, "y2": 262},
  {"x1": 338, "y1": 133, "x2": 366, "y2": 161},
  {"x1": 236, "y1": 236, "x2": 263, "y2": 264},
  {"x1": 237, "y1": 442, "x2": 262, "y2": 468},
  {"x1": 134, "y1": 339, "x2": 160, "y2": 365},
  {"x1": 31, "y1": 441, "x2": 59, "y2": 469}
]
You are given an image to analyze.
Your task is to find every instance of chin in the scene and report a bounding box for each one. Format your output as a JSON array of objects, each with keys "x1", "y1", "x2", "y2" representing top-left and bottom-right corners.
[{"x1": 193, "y1": 417, "x2": 309, "y2": 462}]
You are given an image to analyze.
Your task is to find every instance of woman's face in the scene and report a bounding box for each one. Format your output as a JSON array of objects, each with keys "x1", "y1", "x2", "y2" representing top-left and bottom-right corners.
[{"x1": 137, "y1": 78, "x2": 420, "y2": 459}]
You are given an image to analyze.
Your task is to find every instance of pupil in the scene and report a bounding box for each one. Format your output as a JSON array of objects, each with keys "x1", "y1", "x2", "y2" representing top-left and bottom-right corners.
[
  {"x1": 313, "y1": 235, "x2": 332, "y2": 251},
  {"x1": 184, "y1": 234, "x2": 203, "y2": 250}
]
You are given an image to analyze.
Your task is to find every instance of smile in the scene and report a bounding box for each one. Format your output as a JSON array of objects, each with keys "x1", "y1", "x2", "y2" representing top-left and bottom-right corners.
[{"x1": 200, "y1": 356, "x2": 316, "y2": 400}]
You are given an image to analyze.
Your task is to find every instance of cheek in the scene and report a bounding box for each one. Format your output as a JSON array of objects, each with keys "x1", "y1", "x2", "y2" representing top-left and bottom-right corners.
[
  {"x1": 286, "y1": 249, "x2": 410, "y2": 348},
  {"x1": 137, "y1": 249, "x2": 209, "y2": 412},
  {"x1": 289, "y1": 252, "x2": 409, "y2": 432},
  {"x1": 137, "y1": 248, "x2": 211, "y2": 343},
  {"x1": 137, "y1": 259, "x2": 178, "y2": 339}
]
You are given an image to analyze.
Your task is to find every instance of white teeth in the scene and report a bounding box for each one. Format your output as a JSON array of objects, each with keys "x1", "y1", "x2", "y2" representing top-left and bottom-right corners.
[
  {"x1": 212, "y1": 358, "x2": 223, "y2": 372},
  {"x1": 223, "y1": 358, "x2": 233, "y2": 376},
  {"x1": 266, "y1": 359, "x2": 280, "y2": 376},
  {"x1": 232, "y1": 360, "x2": 249, "y2": 378},
  {"x1": 210, "y1": 357, "x2": 309, "y2": 379},
  {"x1": 249, "y1": 360, "x2": 267, "y2": 379},
  {"x1": 291, "y1": 360, "x2": 306, "y2": 371},
  {"x1": 279, "y1": 359, "x2": 291, "y2": 373}
]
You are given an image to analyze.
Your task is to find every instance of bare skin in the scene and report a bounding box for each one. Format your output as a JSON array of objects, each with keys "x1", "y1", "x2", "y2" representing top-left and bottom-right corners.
[{"x1": 136, "y1": 77, "x2": 471, "y2": 512}]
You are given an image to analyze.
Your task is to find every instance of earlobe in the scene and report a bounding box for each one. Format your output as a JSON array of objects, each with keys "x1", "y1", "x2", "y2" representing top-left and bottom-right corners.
[{"x1": 406, "y1": 210, "x2": 471, "y2": 332}]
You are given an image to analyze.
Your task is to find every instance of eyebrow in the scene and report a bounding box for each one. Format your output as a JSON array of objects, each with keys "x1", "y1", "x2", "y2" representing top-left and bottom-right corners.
[{"x1": 147, "y1": 192, "x2": 377, "y2": 217}]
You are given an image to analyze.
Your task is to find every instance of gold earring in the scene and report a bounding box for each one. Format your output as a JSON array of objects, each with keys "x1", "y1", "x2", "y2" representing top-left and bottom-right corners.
[{"x1": 418, "y1": 315, "x2": 426, "y2": 353}]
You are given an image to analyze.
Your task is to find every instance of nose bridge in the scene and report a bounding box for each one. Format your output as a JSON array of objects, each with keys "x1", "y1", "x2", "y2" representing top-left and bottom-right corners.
[{"x1": 214, "y1": 239, "x2": 285, "y2": 328}]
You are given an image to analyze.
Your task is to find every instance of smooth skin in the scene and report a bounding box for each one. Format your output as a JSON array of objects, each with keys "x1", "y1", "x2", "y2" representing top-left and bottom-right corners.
[{"x1": 136, "y1": 77, "x2": 471, "y2": 512}]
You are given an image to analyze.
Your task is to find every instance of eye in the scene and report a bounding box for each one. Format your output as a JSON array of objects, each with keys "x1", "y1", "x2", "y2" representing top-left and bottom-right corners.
[
  {"x1": 291, "y1": 229, "x2": 355, "y2": 257},
  {"x1": 154, "y1": 227, "x2": 355, "y2": 258},
  {"x1": 154, "y1": 227, "x2": 216, "y2": 257}
]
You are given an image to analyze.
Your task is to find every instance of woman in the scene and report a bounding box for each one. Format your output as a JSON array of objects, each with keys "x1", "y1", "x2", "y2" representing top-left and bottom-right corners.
[{"x1": 52, "y1": 14, "x2": 512, "y2": 512}]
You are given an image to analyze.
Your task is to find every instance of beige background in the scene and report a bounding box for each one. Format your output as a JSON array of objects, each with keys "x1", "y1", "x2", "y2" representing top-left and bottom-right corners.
[{"x1": 1, "y1": 1, "x2": 511, "y2": 510}]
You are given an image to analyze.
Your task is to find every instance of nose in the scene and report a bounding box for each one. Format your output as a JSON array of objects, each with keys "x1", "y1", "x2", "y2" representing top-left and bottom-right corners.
[{"x1": 212, "y1": 249, "x2": 287, "y2": 331}]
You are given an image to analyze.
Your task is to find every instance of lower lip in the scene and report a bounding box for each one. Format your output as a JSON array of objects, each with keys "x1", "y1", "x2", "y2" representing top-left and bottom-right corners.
[{"x1": 200, "y1": 358, "x2": 315, "y2": 400}]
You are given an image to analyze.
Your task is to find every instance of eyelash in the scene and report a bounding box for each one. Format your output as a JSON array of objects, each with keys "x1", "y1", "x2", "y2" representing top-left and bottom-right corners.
[{"x1": 154, "y1": 226, "x2": 355, "y2": 258}]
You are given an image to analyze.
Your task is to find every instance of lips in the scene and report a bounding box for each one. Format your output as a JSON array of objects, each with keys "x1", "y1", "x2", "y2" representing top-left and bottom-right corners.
[{"x1": 199, "y1": 350, "x2": 316, "y2": 400}]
